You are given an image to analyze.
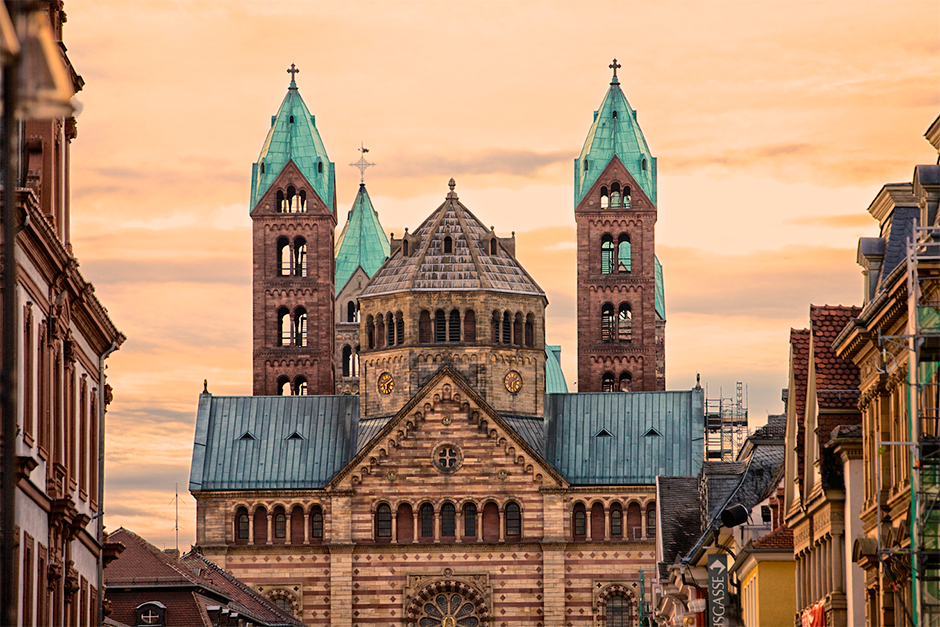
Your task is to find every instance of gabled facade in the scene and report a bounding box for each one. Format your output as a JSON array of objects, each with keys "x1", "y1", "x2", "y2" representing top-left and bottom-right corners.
[
  {"x1": 575, "y1": 62, "x2": 665, "y2": 392},
  {"x1": 251, "y1": 73, "x2": 337, "y2": 396},
  {"x1": 783, "y1": 306, "x2": 864, "y2": 627}
]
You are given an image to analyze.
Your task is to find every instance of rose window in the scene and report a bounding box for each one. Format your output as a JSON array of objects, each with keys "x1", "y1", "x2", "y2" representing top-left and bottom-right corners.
[
  {"x1": 438, "y1": 447, "x2": 458, "y2": 469},
  {"x1": 418, "y1": 593, "x2": 480, "y2": 627}
]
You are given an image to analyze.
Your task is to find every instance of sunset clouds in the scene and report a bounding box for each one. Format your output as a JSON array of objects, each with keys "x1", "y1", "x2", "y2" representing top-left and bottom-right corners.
[{"x1": 64, "y1": 0, "x2": 939, "y2": 548}]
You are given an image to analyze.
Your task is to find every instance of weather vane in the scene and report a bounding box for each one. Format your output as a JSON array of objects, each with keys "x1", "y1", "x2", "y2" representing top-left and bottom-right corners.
[{"x1": 349, "y1": 143, "x2": 376, "y2": 183}]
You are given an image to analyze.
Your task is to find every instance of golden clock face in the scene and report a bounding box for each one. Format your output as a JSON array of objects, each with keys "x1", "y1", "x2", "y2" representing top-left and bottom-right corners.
[
  {"x1": 504, "y1": 370, "x2": 523, "y2": 394},
  {"x1": 378, "y1": 372, "x2": 394, "y2": 395}
]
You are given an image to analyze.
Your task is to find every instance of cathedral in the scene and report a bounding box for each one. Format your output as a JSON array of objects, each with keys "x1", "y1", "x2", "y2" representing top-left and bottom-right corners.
[{"x1": 189, "y1": 61, "x2": 701, "y2": 627}]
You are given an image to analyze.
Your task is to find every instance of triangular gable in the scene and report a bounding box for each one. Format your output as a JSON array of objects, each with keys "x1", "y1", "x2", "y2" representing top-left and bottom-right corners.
[
  {"x1": 576, "y1": 155, "x2": 655, "y2": 213},
  {"x1": 251, "y1": 159, "x2": 333, "y2": 219},
  {"x1": 327, "y1": 365, "x2": 566, "y2": 490}
]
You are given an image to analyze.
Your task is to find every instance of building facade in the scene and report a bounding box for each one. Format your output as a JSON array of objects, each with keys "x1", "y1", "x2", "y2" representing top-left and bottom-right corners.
[
  {"x1": 6, "y1": 3, "x2": 125, "y2": 626},
  {"x1": 189, "y1": 63, "x2": 697, "y2": 626}
]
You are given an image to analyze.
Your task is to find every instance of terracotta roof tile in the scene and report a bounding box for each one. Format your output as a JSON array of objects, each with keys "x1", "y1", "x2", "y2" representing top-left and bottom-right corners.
[
  {"x1": 749, "y1": 524, "x2": 794, "y2": 550},
  {"x1": 790, "y1": 328, "x2": 810, "y2": 489}
]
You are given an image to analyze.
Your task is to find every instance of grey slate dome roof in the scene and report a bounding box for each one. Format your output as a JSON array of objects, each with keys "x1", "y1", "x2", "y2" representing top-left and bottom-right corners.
[{"x1": 360, "y1": 180, "x2": 546, "y2": 298}]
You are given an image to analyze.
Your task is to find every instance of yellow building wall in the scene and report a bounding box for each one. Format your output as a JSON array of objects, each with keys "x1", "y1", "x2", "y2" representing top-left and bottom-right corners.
[{"x1": 747, "y1": 560, "x2": 795, "y2": 627}]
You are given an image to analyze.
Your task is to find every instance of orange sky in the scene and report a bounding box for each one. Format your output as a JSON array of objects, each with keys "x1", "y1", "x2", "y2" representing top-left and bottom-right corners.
[{"x1": 63, "y1": 0, "x2": 940, "y2": 549}]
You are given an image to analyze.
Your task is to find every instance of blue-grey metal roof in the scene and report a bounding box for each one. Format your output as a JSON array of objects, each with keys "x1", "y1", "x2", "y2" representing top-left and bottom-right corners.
[
  {"x1": 545, "y1": 344, "x2": 568, "y2": 394},
  {"x1": 543, "y1": 390, "x2": 704, "y2": 485},
  {"x1": 503, "y1": 415, "x2": 546, "y2": 454},
  {"x1": 189, "y1": 394, "x2": 360, "y2": 491},
  {"x1": 356, "y1": 416, "x2": 392, "y2": 451}
]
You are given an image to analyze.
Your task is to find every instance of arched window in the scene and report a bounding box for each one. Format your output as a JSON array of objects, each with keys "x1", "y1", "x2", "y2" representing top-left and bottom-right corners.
[
  {"x1": 277, "y1": 189, "x2": 285, "y2": 213},
  {"x1": 347, "y1": 301, "x2": 357, "y2": 323},
  {"x1": 524, "y1": 314, "x2": 534, "y2": 347},
  {"x1": 624, "y1": 186, "x2": 631, "y2": 208},
  {"x1": 482, "y1": 502, "x2": 499, "y2": 542},
  {"x1": 278, "y1": 308, "x2": 291, "y2": 346},
  {"x1": 617, "y1": 234, "x2": 631, "y2": 272},
  {"x1": 513, "y1": 313, "x2": 523, "y2": 346},
  {"x1": 286, "y1": 186, "x2": 296, "y2": 212},
  {"x1": 395, "y1": 311, "x2": 404, "y2": 345},
  {"x1": 489, "y1": 238, "x2": 497, "y2": 255},
  {"x1": 443, "y1": 236, "x2": 453, "y2": 254},
  {"x1": 602, "y1": 372, "x2": 615, "y2": 392},
  {"x1": 610, "y1": 503, "x2": 623, "y2": 538},
  {"x1": 318, "y1": 162, "x2": 323, "y2": 173},
  {"x1": 290, "y1": 505, "x2": 304, "y2": 544},
  {"x1": 294, "y1": 376, "x2": 308, "y2": 395},
  {"x1": 464, "y1": 310, "x2": 476, "y2": 342},
  {"x1": 449, "y1": 310, "x2": 461, "y2": 342},
  {"x1": 600, "y1": 186, "x2": 609, "y2": 209},
  {"x1": 289, "y1": 115, "x2": 294, "y2": 124},
  {"x1": 342, "y1": 345, "x2": 352, "y2": 377},
  {"x1": 491, "y1": 311, "x2": 500, "y2": 343},
  {"x1": 396, "y1": 504, "x2": 413, "y2": 543},
  {"x1": 642, "y1": 157, "x2": 648, "y2": 170},
  {"x1": 294, "y1": 308, "x2": 307, "y2": 347},
  {"x1": 277, "y1": 238, "x2": 291, "y2": 276},
  {"x1": 386, "y1": 312, "x2": 395, "y2": 347},
  {"x1": 647, "y1": 502, "x2": 657, "y2": 538},
  {"x1": 235, "y1": 507, "x2": 249, "y2": 544},
  {"x1": 591, "y1": 502, "x2": 604, "y2": 540},
  {"x1": 366, "y1": 315, "x2": 375, "y2": 349},
  {"x1": 441, "y1": 503, "x2": 456, "y2": 538},
  {"x1": 260, "y1": 162, "x2": 265, "y2": 174},
  {"x1": 299, "y1": 189, "x2": 307, "y2": 212},
  {"x1": 420, "y1": 504, "x2": 434, "y2": 539},
  {"x1": 601, "y1": 235, "x2": 615, "y2": 274},
  {"x1": 293, "y1": 238, "x2": 307, "y2": 277},
  {"x1": 583, "y1": 159, "x2": 589, "y2": 171},
  {"x1": 607, "y1": 593, "x2": 632, "y2": 627},
  {"x1": 601, "y1": 304, "x2": 615, "y2": 342},
  {"x1": 435, "y1": 310, "x2": 446, "y2": 343},
  {"x1": 573, "y1": 503, "x2": 586, "y2": 538},
  {"x1": 502, "y1": 312, "x2": 511, "y2": 344},
  {"x1": 402, "y1": 239, "x2": 409, "y2": 257},
  {"x1": 376, "y1": 314, "x2": 386, "y2": 349},
  {"x1": 619, "y1": 372, "x2": 632, "y2": 393},
  {"x1": 352, "y1": 348, "x2": 359, "y2": 377},
  {"x1": 463, "y1": 503, "x2": 477, "y2": 538},
  {"x1": 376, "y1": 504, "x2": 392, "y2": 539},
  {"x1": 610, "y1": 182, "x2": 621, "y2": 208},
  {"x1": 505, "y1": 502, "x2": 521, "y2": 538},
  {"x1": 277, "y1": 376, "x2": 291, "y2": 396},
  {"x1": 419, "y1": 310, "x2": 432, "y2": 344},
  {"x1": 612, "y1": 110, "x2": 618, "y2": 119},
  {"x1": 273, "y1": 507, "x2": 287, "y2": 541},
  {"x1": 627, "y1": 502, "x2": 642, "y2": 540},
  {"x1": 310, "y1": 505, "x2": 324, "y2": 540},
  {"x1": 254, "y1": 507, "x2": 268, "y2": 545},
  {"x1": 618, "y1": 304, "x2": 632, "y2": 342}
]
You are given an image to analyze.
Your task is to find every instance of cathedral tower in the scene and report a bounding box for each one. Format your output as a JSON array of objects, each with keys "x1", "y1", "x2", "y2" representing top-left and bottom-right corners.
[
  {"x1": 250, "y1": 66, "x2": 337, "y2": 396},
  {"x1": 575, "y1": 60, "x2": 665, "y2": 392}
]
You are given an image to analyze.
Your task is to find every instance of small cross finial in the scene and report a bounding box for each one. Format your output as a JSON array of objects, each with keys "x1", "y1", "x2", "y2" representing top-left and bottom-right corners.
[
  {"x1": 609, "y1": 58, "x2": 621, "y2": 84},
  {"x1": 349, "y1": 143, "x2": 376, "y2": 184},
  {"x1": 287, "y1": 63, "x2": 300, "y2": 85}
]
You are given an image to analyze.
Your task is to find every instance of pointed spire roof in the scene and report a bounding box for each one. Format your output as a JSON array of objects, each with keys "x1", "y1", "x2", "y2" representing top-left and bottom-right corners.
[
  {"x1": 361, "y1": 180, "x2": 545, "y2": 297},
  {"x1": 575, "y1": 60, "x2": 657, "y2": 206},
  {"x1": 334, "y1": 183, "x2": 390, "y2": 290},
  {"x1": 250, "y1": 68, "x2": 335, "y2": 212}
]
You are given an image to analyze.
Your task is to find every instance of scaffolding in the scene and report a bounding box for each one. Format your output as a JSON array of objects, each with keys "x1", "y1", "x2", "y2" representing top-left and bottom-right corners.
[
  {"x1": 878, "y1": 226, "x2": 940, "y2": 626},
  {"x1": 704, "y1": 383, "x2": 749, "y2": 461}
]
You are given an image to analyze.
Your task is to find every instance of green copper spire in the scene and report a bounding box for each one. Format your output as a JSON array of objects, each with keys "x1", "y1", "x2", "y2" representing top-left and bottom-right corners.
[
  {"x1": 250, "y1": 65, "x2": 335, "y2": 213},
  {"x1": 574, "y1": 59, "x2": 657, "y2": 206},
  {"x1": 334, "y1": 182, "x2": 390, "y2": 291}
]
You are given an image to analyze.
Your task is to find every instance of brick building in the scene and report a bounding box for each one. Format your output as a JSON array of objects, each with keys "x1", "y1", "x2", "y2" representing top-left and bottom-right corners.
[
  {"x1": 3, "y1": 3, "x2": 126, "y2": 627},
  {"x1": 190, "y1": 62, "x2": 694, "y2": 626}
]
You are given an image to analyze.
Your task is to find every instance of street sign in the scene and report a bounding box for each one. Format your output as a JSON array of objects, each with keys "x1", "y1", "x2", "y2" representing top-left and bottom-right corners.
[{"x1": 707, "y1": 554, "x2": 729, "y2": 627}]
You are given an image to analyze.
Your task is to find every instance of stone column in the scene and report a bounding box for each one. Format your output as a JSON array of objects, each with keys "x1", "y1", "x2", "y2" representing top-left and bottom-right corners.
[
  {"x1": 267, "y1": 513, "x2": 273, "y2": 544},
  {"x1": 476, "y1": 510, "x2": 483, "y2": 542},
  {"x1": 434, "y1": 511, "x2": 441, "y2": 543},
  {"x1": 413, "y1": 510, "x2": 419, "y2": 544},
  {"x1": 604, "y1": 508, "x2": 610, "y2": 541},
  {"x1": 391, "y1": 514, "x2": 397, "y2": 544},
  {"x1": 641, "y1": 509, "x2": 647, "y2": 540},
  {"x1": 456, "y1": 508, "x2": 463, "y2": 543},
  {"x1": 833, "y1": 533, "x2": 844, "y2": 593},
  {"x1": 585, "y1": 509, "x2": 592, "y2": 541},
  {"x1": 541, "y1": 543, "x2": 566, "y2": 627},
  {"x1": 329, "y1": 544, "x2": 354, "y2": 627},
  {"x1": 498, "y1": 510, "x2": 505, "y2": 542},
  {"x1": 795, "y1": 554, "x2": 802, "y2": 609},
  {"x1": 304, "y1": 512, "x2": 310, "y2": 544},
  {"x1": 248, "y1": 514, "x2": 255, "y2": 546}
]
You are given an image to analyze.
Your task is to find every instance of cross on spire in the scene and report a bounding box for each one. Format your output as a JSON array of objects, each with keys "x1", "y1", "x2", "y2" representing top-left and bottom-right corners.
[
  {"x1": 287, "y1": 63, "x2": 300, "y2": 85},
  {"x1": 349, "y1": 143, "x2": 376, "y2": 184},
  {"x1": 609, "y1": 58, "x2": 621, "y2": 84}
]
